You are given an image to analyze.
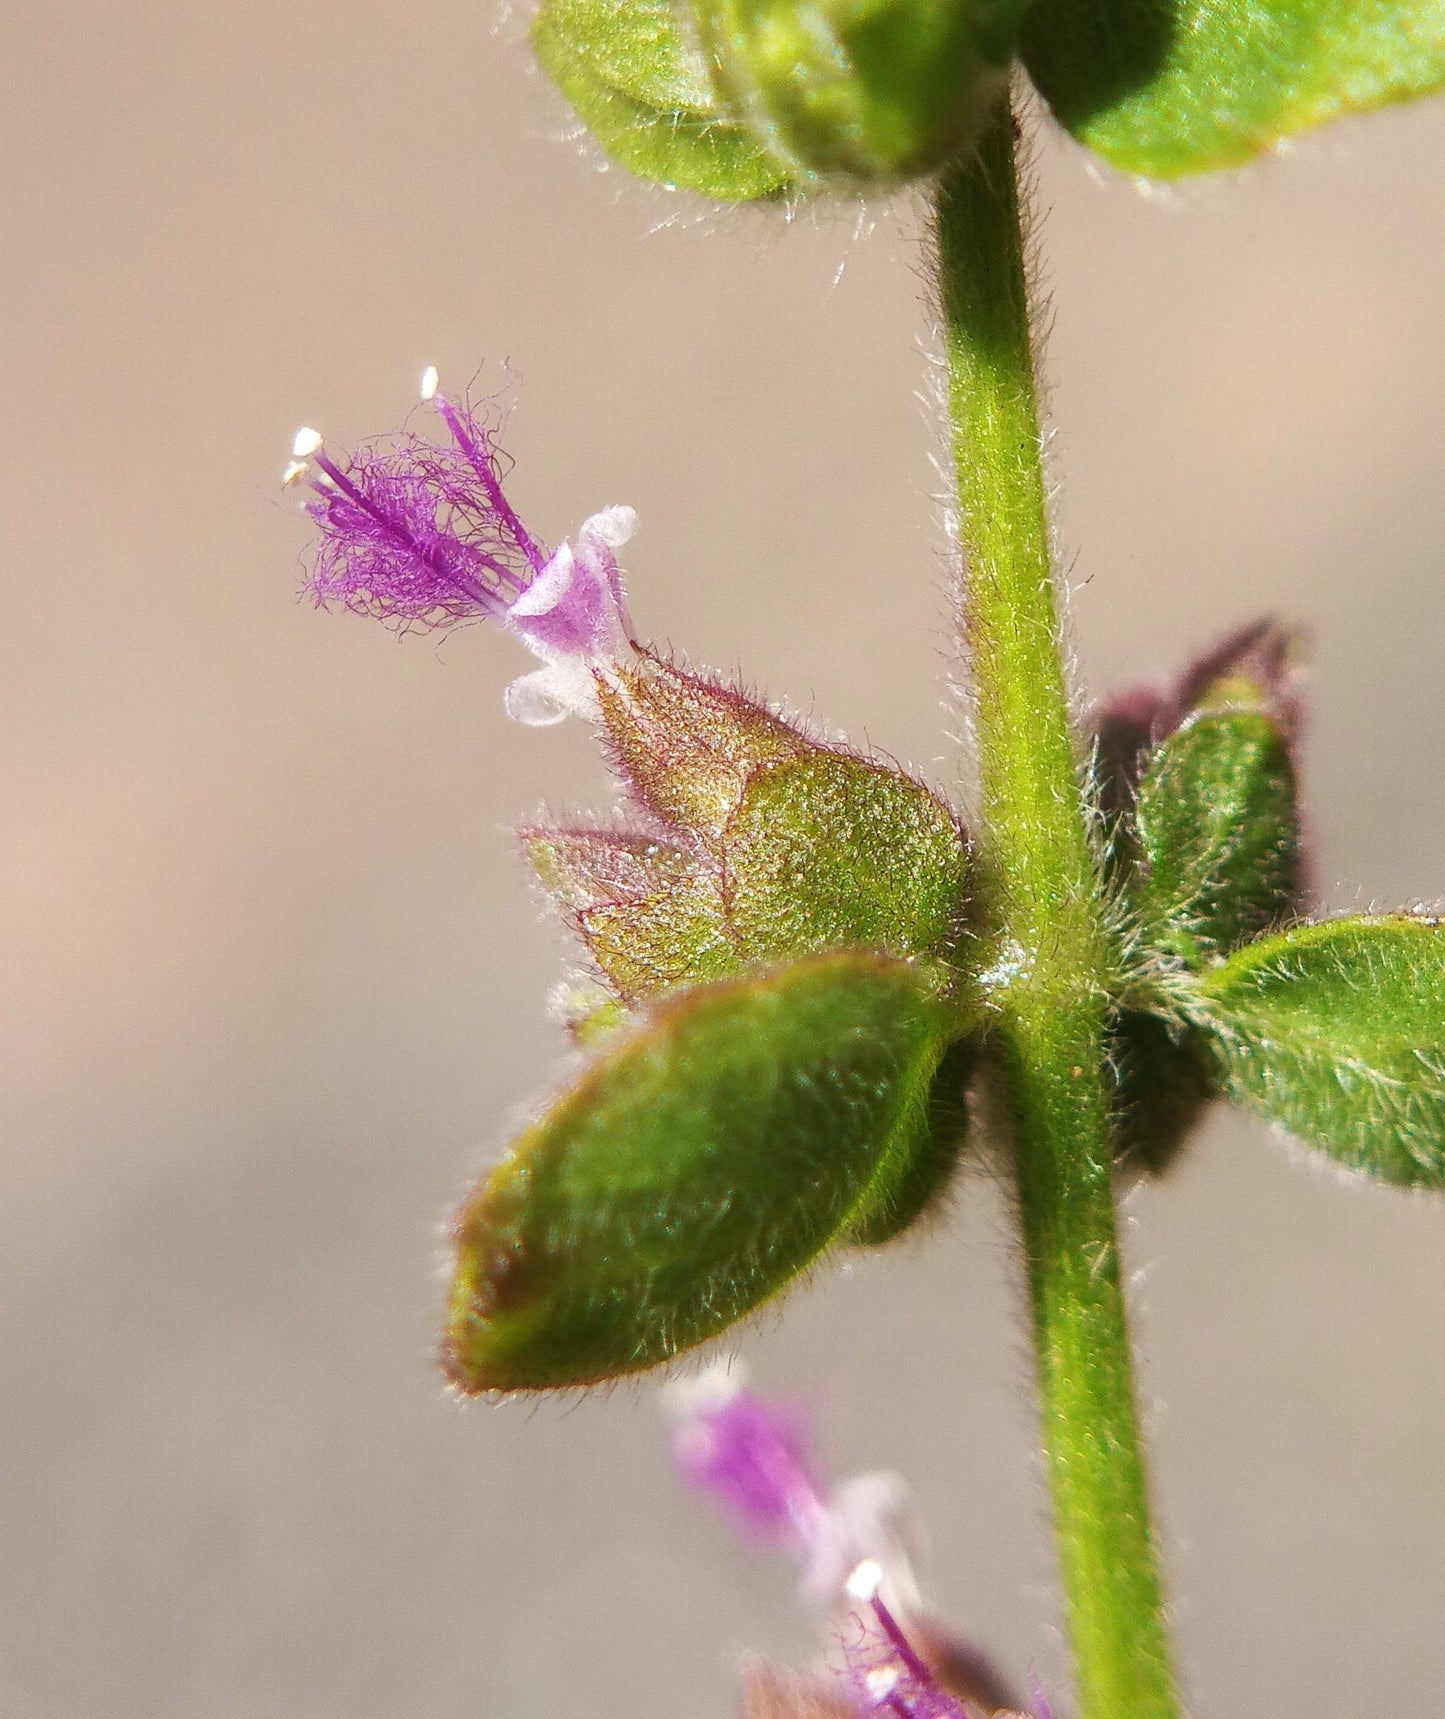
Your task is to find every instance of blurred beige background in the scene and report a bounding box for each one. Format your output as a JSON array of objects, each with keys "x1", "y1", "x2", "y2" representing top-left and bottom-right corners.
[{"x1": 3, "y1": 3, "x2": 1444, "y2": 1715}]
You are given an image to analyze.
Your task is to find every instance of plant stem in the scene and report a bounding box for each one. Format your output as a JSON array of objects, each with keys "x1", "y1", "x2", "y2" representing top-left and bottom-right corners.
[{"x1": 936, "y1": 98, "x2": 1181, "y2": 1719}]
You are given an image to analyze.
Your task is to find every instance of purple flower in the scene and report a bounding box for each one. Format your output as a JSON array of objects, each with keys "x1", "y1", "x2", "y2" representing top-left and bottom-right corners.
[
  {"x1": 290, "y1": 371, "x2": 636, "y2": 725},
  {"x1": 669, "y1": 1368, "x2": 1038, "y2": 1719},
  {"x1": 668, "y1": 1365, "x2": 927, "y2": 1608},
  {"x1": 669, "y1": 1366, "x2": 829, "y2": 1551}
]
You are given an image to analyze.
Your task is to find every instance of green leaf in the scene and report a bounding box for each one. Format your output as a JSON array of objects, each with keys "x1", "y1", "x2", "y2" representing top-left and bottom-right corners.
[
  {"x1": 1021, "y1": 0, "x2": 1445, "y2": 178},
  {"x1": 1193, "y1": 914, "x2": 1445, "y2": 1184},
  {"x1": 696, "y1": 0, "x2": 1028, "y2": 182},
  {"x1": 723, "y1": 752, "x2": 972, "y2": 965},
  {"x1": 1133, "y1": 708, "x2": 1299, "y2": 967},
  {"x1": 532, "y1": 0, "x2": 794, "y2": 200},
  {"x1": 443, "y1": 952, "x2": 962, "y2": 1390},
  {"x1": 846, "y1": 1035, "x2": 975, "y2": 1242}
]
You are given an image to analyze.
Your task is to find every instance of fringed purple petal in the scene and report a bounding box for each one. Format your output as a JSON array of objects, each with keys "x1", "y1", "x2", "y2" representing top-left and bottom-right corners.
[{"x1": 302, "y1": 394, "x2": 553, "y2": 632}]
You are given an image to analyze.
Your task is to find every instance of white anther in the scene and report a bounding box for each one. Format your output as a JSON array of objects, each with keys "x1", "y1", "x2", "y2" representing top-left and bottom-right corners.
[
  {"x1": 292, "y1": 426, "x2": 323, "y2": 458},
  {"x1": 281, "y1": 459, "x2": 309, "y2": 487},
  {"x1": 846, "y1": 1559, "x2": 884, "y2": 1602},
  {"x1": 419, "y1": 365, "x2": 440, "y2": 401},
  {"x1": 864, "y1": 1666, "x2": 901, "y2": 1701},
  {"x1": 662, "y1": 1357, "x2": 746, "y2": 1419}
]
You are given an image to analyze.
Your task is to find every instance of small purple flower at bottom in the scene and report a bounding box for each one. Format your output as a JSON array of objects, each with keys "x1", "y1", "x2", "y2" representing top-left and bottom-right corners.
[
  {"x1": 668, "y1": 1366, "x2": 1042, "y2": 1719},
  {"x1": 667, "y1": 1364, "x2": 924, "y2": 1607},
  {"x1": 841, "y1": 1559, "x2": 977, "y2": 1719},
  {"x1": 669, "y1": 1366, "x2": 829, "y2": 1552},
  {"x1": 288, "y1": 369, "x2": 636, "y2": 726}
]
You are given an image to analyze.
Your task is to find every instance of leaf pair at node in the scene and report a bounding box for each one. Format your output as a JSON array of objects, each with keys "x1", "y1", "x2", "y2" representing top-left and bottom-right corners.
[
  {"x1": 445, "y1": 620, "x2": 1445, "y2": 1398},
  {"x1": 532, "y1": 0, "x2": 1445, "y2": 198},
  {"x1": 1102, "y1": 620, "x2": 1445, "y2": 1190},
  {"x1": 444, "y1": 654, "x2": 979, "y2": 1392}
]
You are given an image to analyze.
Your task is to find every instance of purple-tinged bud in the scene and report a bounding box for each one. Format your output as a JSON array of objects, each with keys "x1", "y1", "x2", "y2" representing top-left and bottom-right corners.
[
  {"x1": 1093, "y1": 617, "x2": 1303, "y2": 814},
  {"x1": 292, "y1": 376, "x2": 636, "y2": 725},
  {"x1": 1173, "y1": 615, "x2": 1302, "y2": 741}
]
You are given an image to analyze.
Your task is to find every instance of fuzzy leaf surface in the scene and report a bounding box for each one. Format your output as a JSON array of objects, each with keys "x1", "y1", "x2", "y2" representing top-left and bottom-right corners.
[
  {"x1": 1134, "y1": 708, "x2": 1299, "y2": 967},
  {"x1": 1194, "y1": 915, "x2": 1445, "y2": 1184},
  {"x1": 597, "y1": 657, "x2": 811, "y2": 847},
  {"x1": 444, "y1": 952, "x2": 959, "y2": 1390},
  {"x1": 724, "y1": 753, "x2": 971, "y2": 965},
  {"x1": 846, "y1": 1036, "x2": 975, "y2": 1242},
  {"x1": 1021, "y1": 0, "x2": 1445, "y2": 178},
  {"x1": 532, "y1": 0, "x2": 793, "y2": 199},
  {"x1": 524, "y1": 828, "x2": 738, "y2": 1000}
]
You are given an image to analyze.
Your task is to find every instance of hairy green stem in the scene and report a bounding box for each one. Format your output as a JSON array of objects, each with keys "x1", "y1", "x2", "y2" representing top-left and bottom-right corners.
[{"x1": 936, "y1": 100, "x2": 1181, "y2": 1719}]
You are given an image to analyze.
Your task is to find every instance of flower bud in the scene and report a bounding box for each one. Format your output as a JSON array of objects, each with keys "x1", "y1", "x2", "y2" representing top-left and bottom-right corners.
[
  {"x1": 692, "y1": 0, "x2": 1033, "y2": 183},
  {"x1": 1097, "y1": 619, "x2": 1306, "y2": 1179}
]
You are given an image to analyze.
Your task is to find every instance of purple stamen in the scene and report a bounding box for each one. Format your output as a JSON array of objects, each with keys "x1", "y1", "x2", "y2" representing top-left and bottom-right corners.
[
  {"x1": 869, "y1": 1592, "x2": 936, "y2": 1692},
  {"x1": 311, "y1": 449, "x2": 499, "y2": 605},
  {"x1": 433, "y1": 393, "x2": 548, "y2": 575},
  {"x1": 300, "y1": 391, "x2": 557, "y2": 630}
]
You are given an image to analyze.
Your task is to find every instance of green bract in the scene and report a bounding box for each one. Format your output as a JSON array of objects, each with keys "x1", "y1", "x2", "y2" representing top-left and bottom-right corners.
[
  {"x1": 724, "y1": 752, "x2": 971, "y2": 964},
  {"x1": 532, "y1": 0, "x2": 793, "y2": 199},
  {"x1": 1189, "y1": 915, "x2": 1445, "y2": 1185},
  {"x1": 443, "y1": 951, "x2": 962, "y2": 1390},
  {"x1": 692, "y1": 0, "x2": 1032, "y2": 182},
  {"x1": 1022, "y1": 0, "x2": 1445, "y2": 178},
  {"x1": 529, "y1": 657, "x2": 972, "y2": 1012},
  {"x1": 1133, "y1": 707, "x2": 1299, "y2": 968}
]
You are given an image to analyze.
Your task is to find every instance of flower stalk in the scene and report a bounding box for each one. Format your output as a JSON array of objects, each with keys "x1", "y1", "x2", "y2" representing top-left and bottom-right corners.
[{"x1": 937, "y1": 99, "x2": 1180, "y2": 1719}]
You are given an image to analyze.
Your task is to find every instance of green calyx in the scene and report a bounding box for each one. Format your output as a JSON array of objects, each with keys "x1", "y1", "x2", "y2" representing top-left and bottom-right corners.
[
  {"x1": 725, "y1": 751, "x2": 973, "y2": 966},
  {"x1": 531, "y1": 657, "x2": 973, "y2": 1008},
  {"x1": 443, "y1": 951, "x2": 966, "y2": 1391},
  {"x1": 440, "y1": 660, "x2": 986, "y2": 1390},
  {"x1": 692, "y1": 0, "x2": 1032, "y2": 183}
]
